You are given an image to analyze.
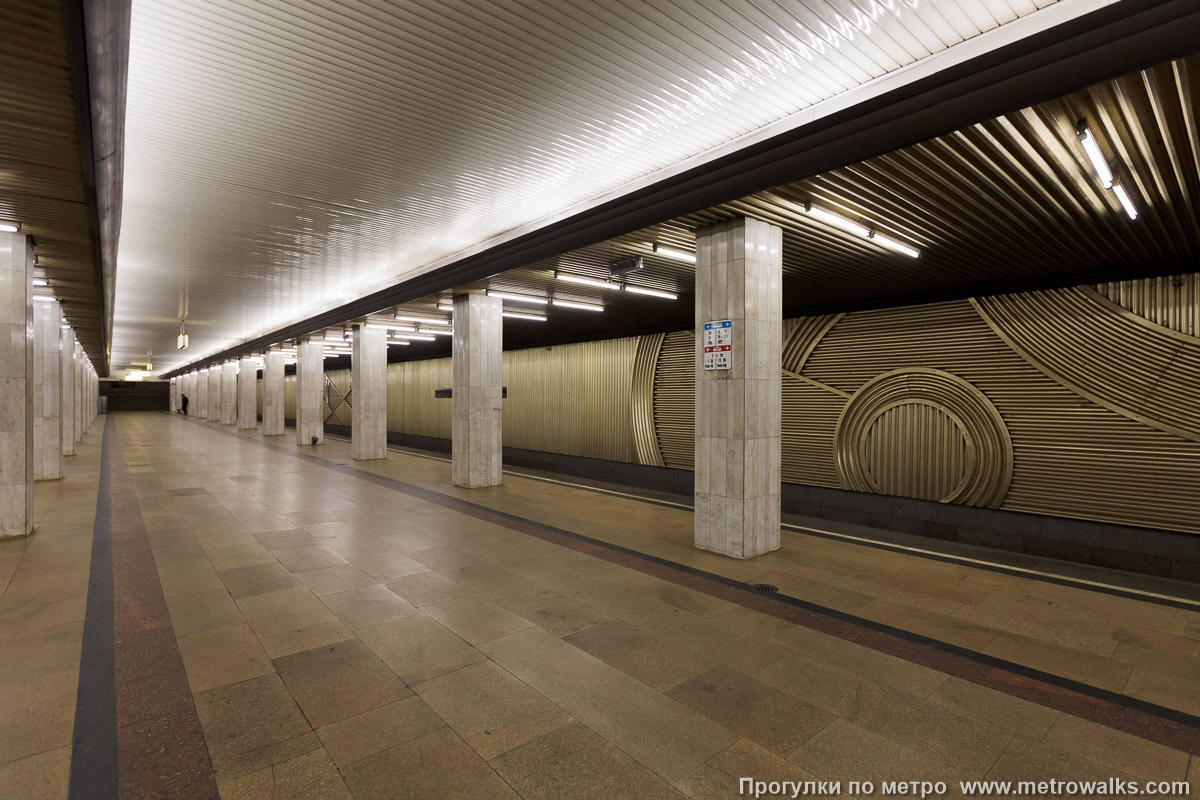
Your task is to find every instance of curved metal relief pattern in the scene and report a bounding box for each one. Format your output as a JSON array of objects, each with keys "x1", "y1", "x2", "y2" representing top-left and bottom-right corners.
[
  {"x1": 631, "y1": 333, "x2": 666, "y2": 468},
  {"x1": 835, "y1": 368, "x2": 1013, "y2": 507},
  {"x1": 652, "y1": 331, "x2": 696, "y2": 470},
  {"x1": 1096, "y1": 273, "x2": 1200, "y2": 337},
  {"x1": 973, "y1": 287, "x2": 1200, "y2": 442}
]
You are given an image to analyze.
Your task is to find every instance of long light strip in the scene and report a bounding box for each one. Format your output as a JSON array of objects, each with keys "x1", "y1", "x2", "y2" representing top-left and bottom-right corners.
[
  {"x1": 386, "y1": 341, "x2": 411, "y2": 346},
  {"x1": 487, "y1": 291, "x2": 548, "y2": 305},
  {"x1": 394, "y1": 315, "x2": 450, "y2": 325},
  {"x1": 0, "y1": 222, "x2": 19, "y2": 233},
  {"x1": 869, "y1": 233, "x2": 920, "y2": 259},
  {"x1": 1112, "y1": 183, "x2": 1138, "y2": 220},
  {"x1": 502, "y1": 311, "x2": 547, "y2": 321},
  {"x1": 805, "y1": 203, "x2": 871, "y2": 238},
  {"x1": 369, "y1": 324, "x2": 417, "y2": 332},
  {"x1": 421, "y1": 328, "x2": 454, "y2": 336},
  {"x1": 32, "y1": 294, "x2": 56, "y2": 302},
  {"x1": 624, "y1": 285, "x2": 678, "y2": 299},
  {"x1": 552, "y1": 299, "x2": 603, "y2": 312},
  {"x1": 1077, "y1": 124, "x2": 1114, "y2": 188},
  {"x1": 391, "y1": 334, "x2": 436, "y2": 341},
  {"x1": 555, "y1": 272, "x2": 620, "y2": 290},
  {"x1": 652, "y1": 243, "x2": 696, "y2": 263},
  {"x1": 437, "y1": 303, "x2": 454, "y2": 312},
  {"x1": 32, "y1": 278, "x2": 48, "y2": 287}
]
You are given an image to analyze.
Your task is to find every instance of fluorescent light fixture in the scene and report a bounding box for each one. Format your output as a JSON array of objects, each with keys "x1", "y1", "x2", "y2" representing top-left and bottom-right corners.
[
  {"x1": 1112, "y1": 183, "x2": 1138, "y2": 220},
  {"x1": 32, "y1": 278, "x2": 48, "y2": 287},
  {"x1": 555, "y1": 272, "x2": 619, "y2": 290},
  {"x1": 421, "y1": 328, "x2": 453, "y2": 336},
  {"x1": 394, "y1": 315, "x2": 449, "y2": 325},
  {"x1": 0, "y1": 222, "x2": 19, "y2": 233},
  {"x1": 176, "y1": 333, "x2": 189, "y2": 349},
  {"x1": 552, "y1": 299, "x2": 603, "y2": 312},
  {"x1": 437, "y1": 303, "x2": 454, "y2": 312},
  {"x1": 33, "y1": 294, "x2": 55, "y2": 302},
  {"x1": 487, "y1": 291, "x2": 548, "y2": 305},
  {"x1": 370, "y1": 324, "x2": 417, "y2": 332},
  {"x1": 502, "y1": 311, "x2": 547, "y2": 321},
  {"x1": 805, "y1": 203, "x2": 871, "y2": 238},
  {"x1": 391, "y1": 334, "x2": 436, "y2": 341},
  {"x1": 869, "y1": 233, "x2": 920, "y2": 258},
  {"x1": 387, "y1": 341, "x2": 410, "y2": 346},
  {"x1": 1077, "y1": 123, "x2": 1113, "y2": 188},
  {"x1": 652, "y1": 244, "x2": 696, "y2": 263},
  {"x1": 624, "y1": 285, "x2": 678, "y2": 300},
  {"x1": 61, "y1": 324, "x2": 71, "y2": 330}
]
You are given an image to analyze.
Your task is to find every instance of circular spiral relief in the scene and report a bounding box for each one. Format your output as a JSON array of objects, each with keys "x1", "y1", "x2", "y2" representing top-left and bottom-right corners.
[{"x1": 834, "y1": 368, "x2": 1013, "y2": 508}]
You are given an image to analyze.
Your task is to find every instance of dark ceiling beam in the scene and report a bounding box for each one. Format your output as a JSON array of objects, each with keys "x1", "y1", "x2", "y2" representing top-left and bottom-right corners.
[
  {"x1": 165, "y1": 0, "x2": 1200, "y2": 378},
  {"x1": 60, "y1": 0, "x2": 130, "y2": 377}
]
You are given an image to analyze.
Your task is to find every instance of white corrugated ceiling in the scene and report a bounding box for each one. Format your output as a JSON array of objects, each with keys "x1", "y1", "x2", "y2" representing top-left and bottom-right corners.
[{"x1": 115, "y1": 0, "x2": 1058, "y2": 375}]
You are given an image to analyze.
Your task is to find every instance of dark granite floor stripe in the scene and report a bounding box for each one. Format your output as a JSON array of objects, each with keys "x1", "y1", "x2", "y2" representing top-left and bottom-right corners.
[
  {"x1": 100, "y1": 416, "x2": 220, "y2": 799},
  {"x1": 176, "y1": 415, "x2": 1200, "y2": 755},
  {"x1": 69, "y1": 416, "x2": 118, "y2": 800}
]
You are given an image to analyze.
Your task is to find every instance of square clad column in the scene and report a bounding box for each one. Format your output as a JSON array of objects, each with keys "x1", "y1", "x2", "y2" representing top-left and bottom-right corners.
[
  {"x1": 195, "y1": 368, "x2": 209, "y2": 418},
  {"x1": 61, "y1": 327, "x2": 76, "y2": 456},
  {"x1": 33, "y1": 298, "x2": 62, "y2": 480},
  {"x1": 694, "y1": 217, "x2": 783, "y2": 559},
  {"x1": 1, "y1": 231, "x2": 33, "y2": 537},
  {"x1": 169, "y1": 378, "x2": 177, "y2": 414},
  {"x1": 73, "y1": 340, "x2": 83, "y2": 442},
  {"x1": 296, "y1": 339, "x2": 324, "y2": 446},
  {"x1": 451, "y1": 293, "x2": 502, "y2": 488},
  {"x1": 238, "y1": 357, "x2": 257, "y2": 429},
  {"x1": 207, "y1": 367, "x2": 221, "y2": 421},
  {"x1": 221, "y1": 360, "x2": 238, "y2": 424},
  {"x1": 351, "y1": 325, "x2": 387, "y2": 460},
  {"x1": 262, "y1": 352, "x2": 285, "y2": 435}
]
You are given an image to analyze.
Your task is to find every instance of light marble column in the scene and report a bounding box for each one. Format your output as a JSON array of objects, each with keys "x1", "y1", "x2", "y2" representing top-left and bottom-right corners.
[
  {"x1": 73, "y1": 341, "x2": 83, "y2": 442},
  {"x1": 451, "y1": 294, "x2": 502, "y2": 488},
  {"x1": 221, "y1": 360, "x2": 238, "y2": 424},
  {"x1": 169, "y1": 378, "x2": 177, "y2": 414},
  {"x1": 694, "y1": 217, "x2": 782, "y2": 559},
  {"x1": 195, "y1": 369, "x2": 209, "y2": 418},
  {"x1": 262, "y1": 352, "x2": 285, "y2": 435},
  {"x1": 296, "y1": 339, "x2": 324, "y2": 446},
  {"x1": 1, "y1": 232, "x2": 34, "y2": 537},
  {"x1": 207, "y1": 368, "x2": 221, "y2": 421},
  {"x1": 238, "y1": 357, "x2": 257, "y2": 430},
  {"x1": 184, "y1": 373, "x2": 194, "y2": 415},
  {"x1": 351, "y1": 325, "x2": 387, "y2": 461},
  {"x1": 33, "y1": 298, "x2": 62, "y2": 480},
  {"x1": 61, "y1": 327, "x2": 76, "y2": 456}
]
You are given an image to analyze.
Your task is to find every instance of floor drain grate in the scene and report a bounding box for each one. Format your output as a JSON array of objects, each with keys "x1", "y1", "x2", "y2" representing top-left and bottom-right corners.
[{"x1": 750, "y1": 583, "x2": 779, "y2": 594}]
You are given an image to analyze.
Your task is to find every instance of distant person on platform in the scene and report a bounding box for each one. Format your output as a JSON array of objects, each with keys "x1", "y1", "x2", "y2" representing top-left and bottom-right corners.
[{"x1": 181, "y1": 394, "x2": 189, "y2": 415}]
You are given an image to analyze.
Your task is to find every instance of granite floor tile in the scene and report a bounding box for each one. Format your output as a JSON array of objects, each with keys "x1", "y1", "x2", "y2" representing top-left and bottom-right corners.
[
  {"x1": 357, "y1": 613, "x2": 486, "y2": 685},
  {"x1": 316, "y1": 696, "x2": 446, "y2": 768},
  {"x1": 422, "y1": 595, "x2": 536, "y2": 645},
  {"x1": 295, "y1": 564, "x2": 376, "y2": 596},
  {"x1": 219, "y1": 562, "x2": 302, "y2": 600},
  {"x1": 177, "y1": 622, "x2": 275, "y2": 693},
  {"x1": 273, "y1": 638, "x2": 412, "y2": 728},
  {"x1": 319, "y1": 584, "x2": 419, "y2": 630},
  {"x1": 216, "y1": 748, "x2": 352, "y2": 800},
  {"x1": 236, "y1": 585, "x2": 341, "y2": 639},
  {"x1": 565, "y1": 619, "x2": 714, "y2": 691},
  {"x1": 385, "y1": 570, "x2": 472, "y2": 607},
  {"x1": 495, "y1": 587, "x2": 614, "y2": 638},
  {"x1": 341, "y1": 728, "x2": 518, "y2": 800}
]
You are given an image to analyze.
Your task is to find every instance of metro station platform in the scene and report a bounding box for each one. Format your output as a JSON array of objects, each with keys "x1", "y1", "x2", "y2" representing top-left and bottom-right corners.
[{"x1": 2, "y1": 411, "x2": 1197, "y2": 799}]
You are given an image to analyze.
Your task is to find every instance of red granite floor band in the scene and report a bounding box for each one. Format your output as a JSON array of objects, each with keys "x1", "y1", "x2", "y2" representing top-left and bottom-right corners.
[
  {"x1": 107, "y1": 416, "x2": 219, "y2": 799},
  {"x1": 178, "y1": 416, "x2": 1200, "y2": 758}
]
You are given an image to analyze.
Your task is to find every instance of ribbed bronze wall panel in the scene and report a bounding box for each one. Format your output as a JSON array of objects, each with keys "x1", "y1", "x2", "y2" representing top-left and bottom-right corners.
[
  {"x1": 386, "y1": 358, "x2": 453, "y2": 438},
  {"x1": 781, "y1": 374, "x2": 841, "y2": 488},
  {"x1": 782, "y1": 279, "x2": 1200, "y2": 534},
  {"x1": 631, "y1": 334, "x2": 666, "y2": 467},
  {"x1": 1096, "y1": 273, "x2": 1200, "y2": 336},
  {"x1": 502, "y1": 338, "x2": 638, "y2": 463},
  {"x1": 652, "y1": 331, "x2": 695, "y2": 470},
  {"x1": 864, "y1": 402, "x2": 967, "y2": 502}
]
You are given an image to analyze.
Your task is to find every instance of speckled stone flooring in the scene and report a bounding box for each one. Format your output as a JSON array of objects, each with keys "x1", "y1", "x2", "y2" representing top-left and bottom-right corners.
[{"x1": 2, "y1": 411, "x2": 1199, "y2": 799}]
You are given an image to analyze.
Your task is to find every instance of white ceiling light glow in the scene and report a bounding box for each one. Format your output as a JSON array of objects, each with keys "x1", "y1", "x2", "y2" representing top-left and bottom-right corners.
[
  {"x1": 33, "y1": 294, "x2": 56, "y2": 302},
  {"x1": 652, "y1": 244, "x2": 696, "y2": 263},
  {"x1": 869, "y1": 233, "x2": 921, "y2": 259},
  {"x1": 555, "y1": 272, "x2": 620, "y2": 290},
  {"x1": 1112, "y1": 183, "x2": 1139, "y2": 220},
  {"x1": 487, "y1": 291, "x2": 548, "y2": 305},
  {"x1": 502, "y1": 311, "x2": 547, "y2": 321},
  {"x1": 0, "y1": 222, "x2": 19, "y2": 233},
  {"x1": 32, "y1": 278, "x2": 48, "y2": 287},
  {"x1": 804, "y1": 203, "x2": 872, "y2": 238},
  {"x1": 624, "y1": 285, "x2": 678, "y2": 300},
  {"x1": 394, "y1": 315, "x2": 450, "y2": 325},
  {"x1": 1077, "y1": 123, "x2": 1114, "y2": 188},
  {"x1": 552, "y1": 299, "x2": 603, "y2": 312}
]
